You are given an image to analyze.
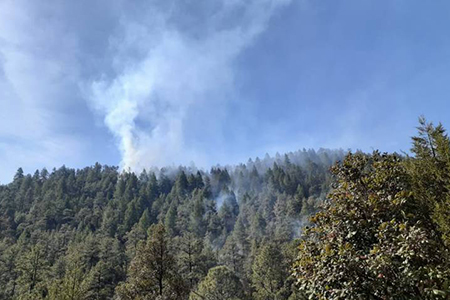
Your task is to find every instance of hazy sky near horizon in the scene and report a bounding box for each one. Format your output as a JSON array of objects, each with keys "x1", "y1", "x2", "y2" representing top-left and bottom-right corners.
[{"x1": 1, "y1": 0, "x2": 450, "y2": 182}]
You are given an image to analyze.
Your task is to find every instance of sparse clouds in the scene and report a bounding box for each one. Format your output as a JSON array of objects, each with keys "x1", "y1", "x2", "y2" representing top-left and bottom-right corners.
[{"x1": 0, "y1": 0, "x2": 86, "y2": 182}]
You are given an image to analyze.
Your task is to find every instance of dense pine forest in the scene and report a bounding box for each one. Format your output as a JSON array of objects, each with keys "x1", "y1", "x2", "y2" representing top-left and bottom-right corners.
[{"x1": 1, "y1": 119, "x2": 450, "y2": 299}]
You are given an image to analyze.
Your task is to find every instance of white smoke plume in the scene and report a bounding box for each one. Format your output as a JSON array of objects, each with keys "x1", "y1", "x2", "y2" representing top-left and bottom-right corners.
[{"x1": 89, "y1": 0, "x2": 291, "y2": 172}]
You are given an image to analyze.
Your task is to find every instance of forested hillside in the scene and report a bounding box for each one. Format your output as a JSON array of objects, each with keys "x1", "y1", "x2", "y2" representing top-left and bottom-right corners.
[
  {"x1": 3, "y1": 0, "x2": 450, "y2": 298},
  {"x1": 0, "y1": 149, "x2": 345, "y2": 299},
  {"x1": 2, "y1": 119, "x2": 450, "y2": 299}
]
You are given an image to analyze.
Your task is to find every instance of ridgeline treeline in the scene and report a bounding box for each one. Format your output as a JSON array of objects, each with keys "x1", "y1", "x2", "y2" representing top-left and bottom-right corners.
[
  {"x1": 0, "y1": 148, "x2": 343, "y2": 299},
  {"x1": 1, "y1": 118, "x2": 450, "y2": 299}
]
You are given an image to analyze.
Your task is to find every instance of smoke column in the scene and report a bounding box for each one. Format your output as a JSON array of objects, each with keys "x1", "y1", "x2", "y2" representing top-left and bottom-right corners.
[{"x1": 89, "y1": 0, "x2": 291, "y2": 171}]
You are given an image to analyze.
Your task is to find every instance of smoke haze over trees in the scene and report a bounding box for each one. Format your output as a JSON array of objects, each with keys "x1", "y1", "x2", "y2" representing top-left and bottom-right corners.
[
  {"x1": 2, "y1": 0, "x2": 450, "y2": 298},
  {"x1": 0, "y1": 148, "x2": 343, "y2": 299},
  {"x1": 1, "y1": 121, "x2": 450, "y2": 299}
]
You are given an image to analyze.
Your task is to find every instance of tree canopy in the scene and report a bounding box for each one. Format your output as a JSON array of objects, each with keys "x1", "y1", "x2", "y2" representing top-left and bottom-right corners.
[
  {"x1": 293, "y1": 122, "x2": 450, "y2": 299},
  {"x1": 1, "y1": 119, "x2": 450, "y2": 299}
]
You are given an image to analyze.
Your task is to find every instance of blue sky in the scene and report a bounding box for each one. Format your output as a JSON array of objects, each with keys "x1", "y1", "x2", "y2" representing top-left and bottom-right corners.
[{"x1": 1, "y1": 0, "x2": 450, "y2": 183}]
